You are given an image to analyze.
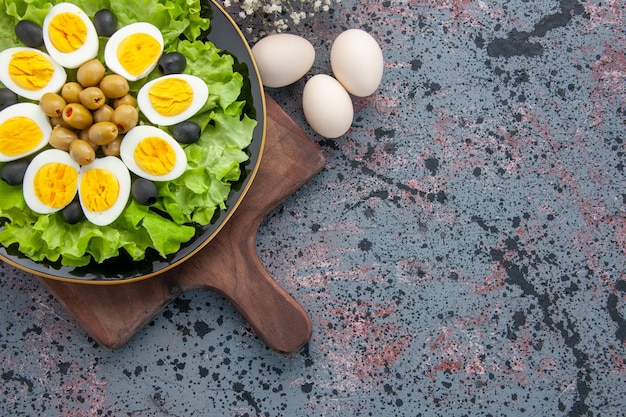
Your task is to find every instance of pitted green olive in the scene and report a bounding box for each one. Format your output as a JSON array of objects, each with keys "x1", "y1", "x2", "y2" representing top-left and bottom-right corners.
[
  {"x1": 69, "y1": 139, "x2": 96, "y2": 165},
  {"x1": 102, "y1": 136, "x2": 122, "y2": 156},
  {"x1": 76, "y1": 59, "x2": 106, "y2": 87},
  {"x1": 63, "y1": 103, "x2": 93, "y2": 130},
  {"x1": 113, "y1": 94, "x2": 137, "y2": 108},
  {"x1": 61, "y1": 82, "x2": 83, "y2": 103},
  {"x1": 39, "y1": 92, "x2": 66, "y2": 117},
  {"x1": 93, "y1": 104, "x2": 114, "y2": 123},
  {"x1": 111, "y1": 104, "x2": 138, "y2": 133},
  {"x1": 49, "y1": 125, "x2": 78, "y2": 151},
  {"x1": 99, "y1": 74, "x2": 129, "y2": 99},
  {"x1": 79, "y1": 87, "x2": 106, "y2": 110},
  {"x1": 88, "y1": 121, "x2": 119, "y2": 145}
]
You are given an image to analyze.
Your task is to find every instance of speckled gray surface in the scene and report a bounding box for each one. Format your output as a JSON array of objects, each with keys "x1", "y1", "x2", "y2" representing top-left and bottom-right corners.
[{"x1": 2, "y1": 0, "x2": 626, "y2": 416}]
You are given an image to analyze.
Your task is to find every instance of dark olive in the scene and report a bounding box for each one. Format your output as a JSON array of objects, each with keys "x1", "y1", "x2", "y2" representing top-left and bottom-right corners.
[
  {"x1": 158, "y1": 52, "x2": 187, "y2": 75},
  {"x1": 93, "y1": 9, "x2": 117, "y2": 37},
  {"x1": 61, "y1": 199, "x2": 84, "y2": 224},
  {"x1": 0, "y1": 88, "x2": 18, "y2": 111},
  {"x1": 1, "y1": 159, "x2": 30, "y2": 186},
  {"x1": 172, "y1": 121, "x2": 201, "y2": 144},
  {"x1": 15, "y1": 20, "x2": 43, "y2": 48},
  {"x1": 132, "y1": 178, "x2": 158, "y2": 205}
]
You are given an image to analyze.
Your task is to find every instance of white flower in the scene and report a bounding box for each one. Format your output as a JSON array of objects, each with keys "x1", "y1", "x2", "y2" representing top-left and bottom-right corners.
[{"x1": 222, "y1": 0, "x2": 341, "y2": 37}]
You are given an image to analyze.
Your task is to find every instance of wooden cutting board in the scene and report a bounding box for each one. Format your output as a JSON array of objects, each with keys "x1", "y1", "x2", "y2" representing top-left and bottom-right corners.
[{"x1": 36, "y1": 94, "x2": 325, "y2": 354}]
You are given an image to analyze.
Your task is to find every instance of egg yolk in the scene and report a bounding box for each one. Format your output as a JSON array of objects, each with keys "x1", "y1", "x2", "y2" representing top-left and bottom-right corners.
[
  {"x1": 8, "y1": 51, "x2": 55, "y2": 91},
  {"x1": 117, "y1": 34, "x2": 161, "y2": 77},
  {"x1": 148, "y1": 78, "x2": 193, "y2": 116},
  {"x1": 134, "y1": 137, "x2": 176, "y2": 176},
  {"x1": 48, "y1": 12, "x2": 88, "y2": 53},
  {"x1": 80, "y1": 168, "x2": 120, "y2": 212},
  {"x1": 33, "y1": 163, "x2": 78, "y2": 209},
  {"x1": 0, "y1": 117, "x2": 44, "y2": 156}
]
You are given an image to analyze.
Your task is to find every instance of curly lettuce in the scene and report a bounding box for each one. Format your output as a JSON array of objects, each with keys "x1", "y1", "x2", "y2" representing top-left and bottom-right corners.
[{"x1": 0, "y1": 0, "x2": 257, "y2": 267}]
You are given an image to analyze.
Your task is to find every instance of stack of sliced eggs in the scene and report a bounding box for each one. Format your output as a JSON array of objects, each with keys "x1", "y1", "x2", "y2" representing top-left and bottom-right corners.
[{"x1": 0, "y1": 2, "x2": 209, "y2": 226}]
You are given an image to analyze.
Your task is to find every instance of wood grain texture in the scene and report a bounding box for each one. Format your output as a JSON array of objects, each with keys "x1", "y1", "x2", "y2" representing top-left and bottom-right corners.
[{"x1": 38, "y1": 93, "x2": 325, "y2": 354}]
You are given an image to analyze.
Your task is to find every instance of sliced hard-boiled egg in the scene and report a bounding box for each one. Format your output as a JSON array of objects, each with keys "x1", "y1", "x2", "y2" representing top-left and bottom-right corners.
[
  {"x1": 120, "y1": 125, "x2": 187, "y2": 181},
  {"x1": 0, "y1": 47, "x2": 67, "y2": 101},
  {"x1": 104, "y1": 22, "x2": 164, "y2": 81},
  {"x1": 78, "y1": 156, "x2": 131, "y2": 226},
  {"x1": 42, "y1": 2, "x2": 99, "y2": 69},
  {"x1": 22, "y1": 149, "x2": 80, "y2": 214},
  {"x1": 137, "y1": 74, "x2": 209, "y2": 126},
  {"x1": 0, "y1": 103, "x2": 53, "y2": 162}
]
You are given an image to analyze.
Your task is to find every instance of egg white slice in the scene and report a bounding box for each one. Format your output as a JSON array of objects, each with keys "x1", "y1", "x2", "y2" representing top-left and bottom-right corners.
[
  {"x1": 78, "y1": 156, "x2": 131, "y2": 226},
  {"x1": 42, "y1": 2, "x2": 99, "y2": 69},
  {"x1": 0, "y1": 47, "x2": 67, "y2": 101},
  {"x1": 137, "y1": 74, "x2": 209, "y2": 126},
  {"x1": 104, "y1": 22, "x2": 164, "y2": 81},
  {"x1": 0, "y1": 103, "x2": 53, "y2": 162},
  {"x1": 22, "y1": 149, "x2": 80, "y2": 214},
  {"x1": 120, "y1": 125, "x2": 187, "y2": 181}
]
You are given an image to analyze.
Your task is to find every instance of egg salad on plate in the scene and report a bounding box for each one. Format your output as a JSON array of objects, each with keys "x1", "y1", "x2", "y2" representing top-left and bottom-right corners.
[{"x1": 0, "y1": 0, "x2": 258, "y2": 267}]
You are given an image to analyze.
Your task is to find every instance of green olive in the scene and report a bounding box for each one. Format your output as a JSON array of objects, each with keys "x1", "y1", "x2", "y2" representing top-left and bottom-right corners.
[
  {"x1": 111, "y1": 104, "x2": 138, "y2": 133},
  {"x1": 79, "y1": 86, "x2": 106, "y2": 110},
  {"x1": 69, "y1": 139, "x2": 96, "y2": 165},
  {"x1": 76, "y1": 59, "x2": 106, "y2": 87},
  {"x1": 61, "y1": 82, "x2": 83, "y2": 103},
  {"x1": 88, "y1": 121, "x2": 118, "y2": 145},
  {"x1": 62, "y1": 103, "x2": 93, "y2": 130},
  {"x1": 49, "y1": 125, "x2": 78, "y2": 151},
  {"x1": 99, "y1": 74, "x2": 129, "y2": 99},
  {"x1": 93, "y1": 104, "x2": 114, "y2": 123},
  {"x1": 113, "y1": 94, "x2": 137, "y2": 108},
  {"x1": 102, "y1": 136, "x2": 122, "y2": 156},
  {"x1": 78, "y1": 130, "x2": 100, "y2": 151},
  {"x1": 49, "y1": 115, "x2": 72, "y2": 129},
  {"x1": 39, "y1": 92, "x2": 66, "y2": 117}
]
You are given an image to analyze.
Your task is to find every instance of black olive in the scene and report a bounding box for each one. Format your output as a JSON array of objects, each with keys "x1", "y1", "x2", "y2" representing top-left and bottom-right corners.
[
  {"x1": 62, "y1": 199, "x2": 84, "y2": 224},
  {"x1": 93, "y1": 9, "x2": 117, "y2": 37},
  {"x1": 15, "y1": 20, "x2": 43, "y2": 48},
  {"x1": 1, "y1": 159, "x2": 29, "y2": 186},
  {"x1": 172, "y1": 121, "x2": 201, "y2": 144},
  {"x1": 158, "y1": 52, "x2": 187, "y2": 75},
  {"x1": 0, "y1": 88, "x2": 18, "y2": 111},
  {"x1": 132, "y1": 178, "x2": 158, "y2": 205}
]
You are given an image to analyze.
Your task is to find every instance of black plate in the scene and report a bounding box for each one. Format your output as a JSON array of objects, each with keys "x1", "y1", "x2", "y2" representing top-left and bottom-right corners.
[{"x1": 0, "y1": 0, "x2": 265, "y2": 283}]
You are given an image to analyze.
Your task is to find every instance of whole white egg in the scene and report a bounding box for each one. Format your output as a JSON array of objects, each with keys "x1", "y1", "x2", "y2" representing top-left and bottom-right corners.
[
  {"x1": 330, "y1": 29, "x2": 384, "y2": 97},
  {"x1": 137, "y1": 74, "x2": 209, "y2": 126},
  {"x1": 302, "y1": 74, "x2": 353, "y2": 139},
  {"x1": 120, "y1": 125, "x2": 187, "y2": 181},
  {"x1": 78, "y1": 156, "x2": 131, "y2": 226},
  {"x1": 251, "y1": 34, "x2": 315, "y2": 88},
  {"x1": 0, "y1": 102, "x2": 53, "y2": 162},
  {"x1": 104, "y1": 22, "x2": 164, "y2": 81},
  {"x1": 0, "y1": 47, "x2": 67, "y2": 101},
  {"x1": 42, "y1": 2, "x2": 99, "y2": 69},
  {"x1": 22, "y1": 149, "x2": 80, "y2": 214}
]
